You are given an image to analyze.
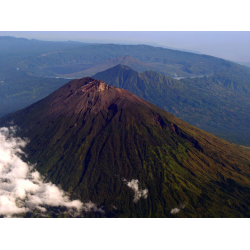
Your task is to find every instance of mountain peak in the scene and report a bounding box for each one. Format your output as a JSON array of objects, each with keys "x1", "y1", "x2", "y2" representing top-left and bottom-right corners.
[
  {"x1": 43, "y1": 77, "x2": 124, "y2": 118},
  {"x1": 10, "y1": 77, "x2": 149, "y2": 124},
  {"x1": 64, "y1": 77, "x2": 112, "y2": 91},
  {"x1": 74, "y1": 78, "x2": 112, "y2": 93},
  {"x1": 114, "y1": 64, "x2": 133, "y2": 70}
]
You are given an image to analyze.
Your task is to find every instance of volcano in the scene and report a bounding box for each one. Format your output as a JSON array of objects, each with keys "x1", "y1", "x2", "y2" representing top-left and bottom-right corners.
[{"x1": 1, "y1": 77, "x2": 250, "y2": 217}]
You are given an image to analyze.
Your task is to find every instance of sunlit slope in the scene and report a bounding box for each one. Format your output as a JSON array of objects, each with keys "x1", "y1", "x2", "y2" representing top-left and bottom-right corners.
[{"x1": 1, "y1": 77, "x2": 250, "y2": 217}]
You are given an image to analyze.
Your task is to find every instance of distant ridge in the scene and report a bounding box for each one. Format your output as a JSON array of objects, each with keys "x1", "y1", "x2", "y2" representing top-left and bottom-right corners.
[
  {"x1": 20, "y1": 43, "x2": 240, "y2": 78},
  {"x1": 50, "y1": 55, "x2": 154, "y2": 78},
  {"x1": 93, "y1": 64, "x2": 250, "y2": 146}
]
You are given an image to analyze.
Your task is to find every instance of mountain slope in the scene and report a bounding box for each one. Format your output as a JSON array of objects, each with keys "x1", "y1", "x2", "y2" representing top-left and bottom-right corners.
[
  {"x1": 1, "y1": 77, "x2": 250, "y2": 217},
  {"x1": 92, "y1": 65, "x2": 250, "y2": 146},
  {"x1": 92, "y1": 64, "x2": 185, "y2": 107}
]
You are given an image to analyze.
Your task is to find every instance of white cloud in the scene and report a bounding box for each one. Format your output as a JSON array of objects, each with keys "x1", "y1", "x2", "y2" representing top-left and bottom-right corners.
[
  {"x1": 0, "y1": 126, "x2": 103, "y2": 217},
  {"x1": 170, "y1": 202, "x2": 186, "y2": 214},
  {"x1": 170, "y1": 208, "x2": 181, "y2": 214},
  {"x1": 124, "y1": 179, "x2": 148, "y2": 203}
]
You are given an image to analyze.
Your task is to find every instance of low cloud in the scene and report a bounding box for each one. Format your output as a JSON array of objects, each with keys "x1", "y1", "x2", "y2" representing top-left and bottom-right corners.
[
  {"x1": 170, "y1": 208, "x2": 181, "y2": 214},
  {"x1": 170, "y1": 202, "x2": 187, "y2": 214},
  {"x1": 0, "y1": 126, "x2": 103, "y2": 217},
  {"x1": 124, "y1": 178, "x2": 148, "y2": 202}
]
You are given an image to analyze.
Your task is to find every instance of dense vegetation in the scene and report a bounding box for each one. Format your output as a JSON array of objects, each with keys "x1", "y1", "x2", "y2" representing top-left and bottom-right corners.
[{"x1": 1, "y1": 78, "x2": 250, "y2": 218}]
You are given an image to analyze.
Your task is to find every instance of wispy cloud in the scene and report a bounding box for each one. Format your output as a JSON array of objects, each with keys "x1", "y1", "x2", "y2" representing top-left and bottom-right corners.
[
  {"x1": 124, "y1": 178, "x2": 148, "y2": 202},
  {"x1": 0, "y1": 126, "x2": 103, "y2": 217},
  {"x1": 170, "y1": 202, "x2": 187, "y2": 214}
]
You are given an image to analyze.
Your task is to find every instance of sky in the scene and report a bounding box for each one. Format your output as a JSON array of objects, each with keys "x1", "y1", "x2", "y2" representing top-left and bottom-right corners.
[{"x1": 1, "y1": 31, "x2": 250, "y2": 63}]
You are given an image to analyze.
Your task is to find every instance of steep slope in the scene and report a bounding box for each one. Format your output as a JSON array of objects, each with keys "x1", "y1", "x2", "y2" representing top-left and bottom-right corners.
[
  {"x1": 93, "y1": 64, "x2": 185, "y2": 107},
  {"x1": 93, "y1": 65, "x2": 250, "y2": 146},
  {"x1": 1, "y1": 77, "x2": 250, "y2": 217}
]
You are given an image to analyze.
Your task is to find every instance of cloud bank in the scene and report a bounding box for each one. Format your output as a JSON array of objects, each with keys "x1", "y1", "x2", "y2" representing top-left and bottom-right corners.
[
  {"x1": 124, "y1": 179, "x2": 148, "y2": 202},
  {"x1": 0, "y1": 126, "x2": 103, "y2": 217}
]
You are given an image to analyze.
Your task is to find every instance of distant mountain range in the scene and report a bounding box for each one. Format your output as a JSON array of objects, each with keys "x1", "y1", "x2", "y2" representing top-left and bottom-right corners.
[
  {"x1": 237, "y1": 61, "x2": 250, "y2": 68},
  {"x1": 1, "y1": 77, "x2": 250, "y2": 217},
  {"x1": 19, "y1": 43, "x2": 240, "y2": 78},
  {"x1": 46, "y1": 55, "x2": 154, "y2": 78}
]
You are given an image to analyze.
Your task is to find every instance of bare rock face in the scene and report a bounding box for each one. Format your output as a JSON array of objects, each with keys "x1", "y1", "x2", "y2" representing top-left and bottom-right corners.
[
  {"x1": 38, "y1": 77, "x2": 151, "y2": 121},
  {"x1": 44, "y1": 78, "x2": 118, "y2": 118},
  {"x1": 77, "y1": 79, "x2": 111, "y2": 92}
]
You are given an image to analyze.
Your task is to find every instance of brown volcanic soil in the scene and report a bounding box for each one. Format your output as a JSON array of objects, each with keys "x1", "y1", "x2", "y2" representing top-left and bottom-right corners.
[{"x1": 29, "y1": 77, "x2": 152, "y2": 122}]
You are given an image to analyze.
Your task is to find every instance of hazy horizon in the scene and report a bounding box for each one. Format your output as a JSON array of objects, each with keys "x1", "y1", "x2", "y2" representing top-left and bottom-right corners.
[{"x1": 1, "y1": 31, "x2": 250, "y2": 63}]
